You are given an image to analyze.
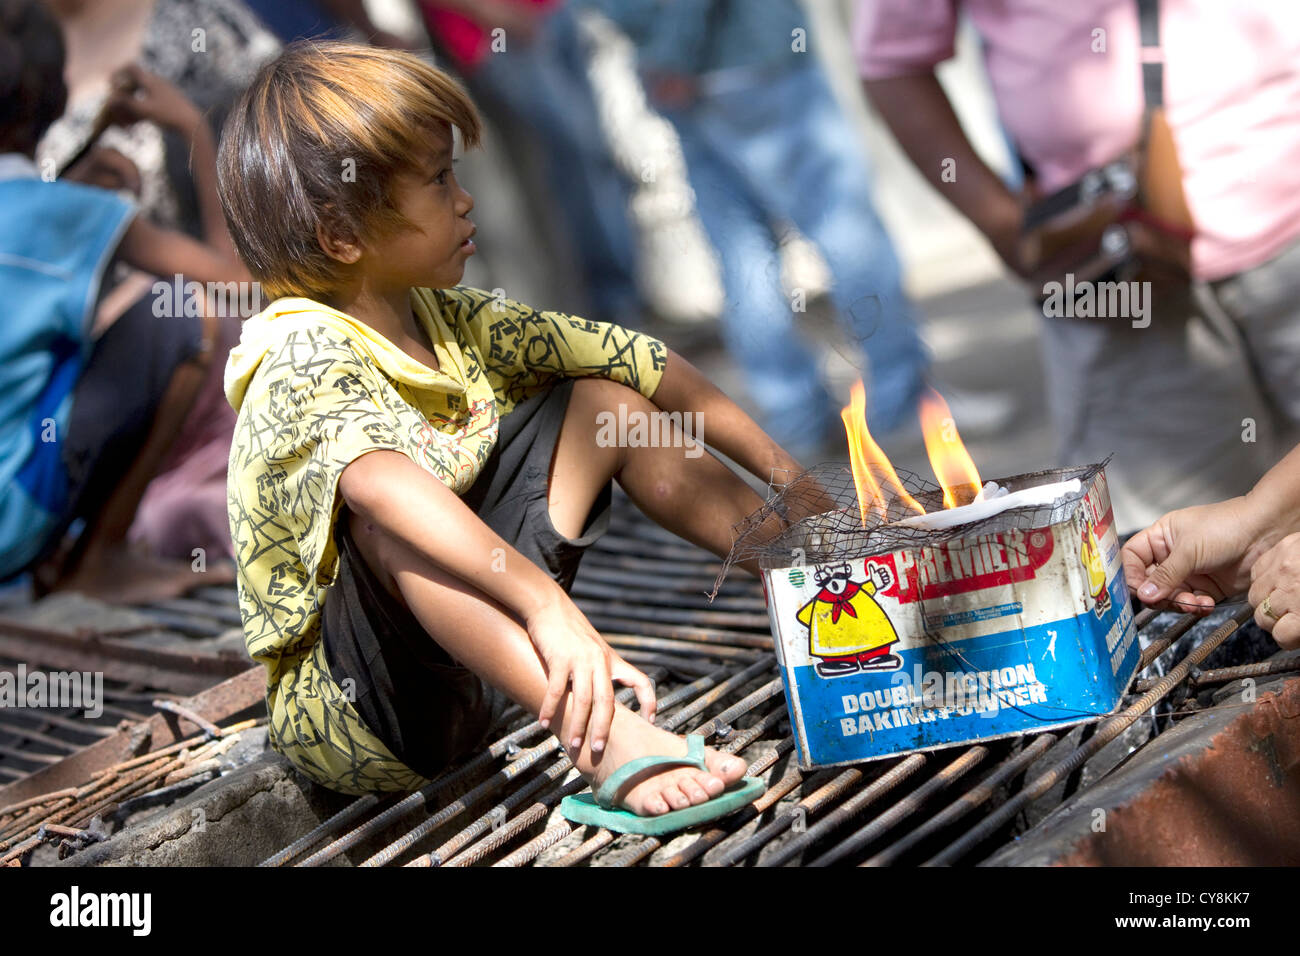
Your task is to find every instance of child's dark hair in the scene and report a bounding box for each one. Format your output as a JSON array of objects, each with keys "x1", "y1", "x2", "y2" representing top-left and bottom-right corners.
[
  {"x1": 217, "y1": 41, "x2": 482, "y2": 301},
  {"x1": 0, "y1": 0, "x2": 68, "y2": 155}
]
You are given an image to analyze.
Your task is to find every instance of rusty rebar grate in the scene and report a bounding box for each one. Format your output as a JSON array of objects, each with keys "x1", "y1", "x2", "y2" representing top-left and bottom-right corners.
[
  {"x1": 249, "y1": 496, "x2": 1293, "y2": 868},
  {"x1": 4, "y1": 493, "x2": 1295, "y2": 866}
]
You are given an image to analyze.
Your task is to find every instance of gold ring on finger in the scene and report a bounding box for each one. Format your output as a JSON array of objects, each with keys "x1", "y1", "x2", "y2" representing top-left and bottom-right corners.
[{"x1": 1261, "y1": 594, "x2": 1282, "y2": 622}]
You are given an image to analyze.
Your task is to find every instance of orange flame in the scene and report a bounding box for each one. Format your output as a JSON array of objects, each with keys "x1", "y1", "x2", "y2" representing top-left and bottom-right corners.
[
  {"x1": 919, "y1": 388, "x2": 984, "y2": 509},
  {"x1": 840, "y1": 381, "x2": 925, "y2": 525}
]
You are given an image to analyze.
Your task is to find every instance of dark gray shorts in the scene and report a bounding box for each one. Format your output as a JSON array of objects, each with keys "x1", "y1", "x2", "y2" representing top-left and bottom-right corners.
[{"x1": 321, "y1": 378, "x2": 611, "y2": 779}]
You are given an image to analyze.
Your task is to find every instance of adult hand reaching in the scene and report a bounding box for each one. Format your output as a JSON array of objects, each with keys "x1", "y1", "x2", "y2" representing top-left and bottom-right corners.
[
  {"x1": 1247, "y1": 534, "x2": 1300, "y2": 649},
  {"x1": 1121, "y1": 496, "x2": 1275, "y2": 613}
]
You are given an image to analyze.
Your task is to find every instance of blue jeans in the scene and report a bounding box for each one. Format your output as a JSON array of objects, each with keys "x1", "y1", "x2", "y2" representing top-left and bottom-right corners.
[
  {"x1": 464, "y1": 7, "x2": 640, "y2": 320},
  {"x1": 241, "y1": 0, "x2": 346, "y2": 44},
  {"x1": 666, "y1": 63, "x2": 928, "y2": 457}
]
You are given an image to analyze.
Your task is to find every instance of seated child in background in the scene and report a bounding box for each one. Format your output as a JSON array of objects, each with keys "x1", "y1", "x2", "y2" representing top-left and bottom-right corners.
[
  {"x1": 0, "y1": 0, "x2": 247, "y2": 602},
  {"x1": 219, "y1": 42, "x2": 802, "y2": 817}
]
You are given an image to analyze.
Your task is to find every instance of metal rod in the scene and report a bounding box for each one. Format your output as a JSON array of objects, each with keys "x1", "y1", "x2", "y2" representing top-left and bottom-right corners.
[
  {"x1": 291, "y1": 678, "x2": 660, "y2": 867},
  {"x1": 601, "y1": 708, "x2": 792, "y2": 869},
  {"x1": 863, "y1": 734, "x2": 1055, "y2": 867},
  {"x1": 151, "y1": 699, "x2": 221, "y2": 738},
  {"x1": 1133, "y1": 656, "x2": 1300, "y2": 694},
  {"x1": 571, "y1": 578, "x2": 763, "y2": 612},
  {"x1": 493, "y1": 818, "x2": 577, "y2": 867},
  {"x1": 809, "y1": 746, "x2": 988, "y2": 867},
  {"x1": 339, "y1": 672, "x2": 723, "y2": 868},
  {"x1": 468, "y1": 694, "x2": 786, "y2": 868},
  {"x1": 615, "y1": 650, "x2": 720, "y2": 678},
  {"x1": 574, "y1": 563, "x2": 763, "y2": 596},
  {"x1": 656, "y1": 755, "x2": 803, "y2": 868},
  {"x1": 582, "y1": 614, "x2": 771, "y2": 646},
  {"x1": 1136, "y1": 612, "x2": 1199, "y2": 671},
  {"x1": 409, "y1": 757, "x2": 575, "y2": 867},
  {"x1": 689, "y1": 678, "x2": 783, "y2": 740},
  {"x1": 318, "y1": 735, "x2": 563, "y2": 868},
  {"x1": 577, "y1": 600, "x2": 771, "y2": 630},
  {"x1": 440, "y1": 776, "x2": 585, "y2": 868},
  {"x1": 373, "y1": 667, "x2": 736, "y2": 867},
  {"x1": 656, "y1": 659, "x2": 775, "y2": 732},
  {"x1": 0, "y1": 725, "x2": 79, "y2": 753},
  {"x1": 602, "y1": 633, "x2": 765, "y2": 661},
  {"x1": 0, "y1": 786, "x2": 79, "y2": 819},
  {"x1": 710, "y1": 766, "x2": 864, "y2": 868},
  {"x1": 925, "y1": 604, "x2": 1253, "y2": 866},
  {"x1": 0, "y1": 710, "x2": 115, "y2": 737},
  {"x1": 258, "y1": 795, "x2": 384, "y2": 867},
  {"x1": 548, "y1": 828, "x2": 613, "y2": 867},
  {"x1": 0, "y1": 746, "x2": 58, "y2": 764},
  {"x1": 756, "y1": 755, "x2": 928, "y2": 868},
  {"x1": 1132, "y1": 606, "x2": 1158, "y2": 631}
]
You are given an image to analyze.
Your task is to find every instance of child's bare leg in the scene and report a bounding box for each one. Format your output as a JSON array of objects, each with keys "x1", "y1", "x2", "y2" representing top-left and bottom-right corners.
[
  {"x1": 549, "y1": 377, "x2": 769, "y2": 577},
  {"x1": 346, "y1": 511, "x2": 747, "y2": 815}
]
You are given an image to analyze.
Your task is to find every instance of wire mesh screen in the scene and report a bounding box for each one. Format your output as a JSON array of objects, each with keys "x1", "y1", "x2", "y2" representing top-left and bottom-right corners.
[{"x1": 711, "y1": 461, "x2": 1108, "y2": 599}]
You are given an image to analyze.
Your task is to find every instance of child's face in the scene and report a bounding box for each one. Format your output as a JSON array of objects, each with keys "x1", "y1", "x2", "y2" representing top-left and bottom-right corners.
[{"x1": 368, "y1": 123, "x2": 476, "y2": 290}]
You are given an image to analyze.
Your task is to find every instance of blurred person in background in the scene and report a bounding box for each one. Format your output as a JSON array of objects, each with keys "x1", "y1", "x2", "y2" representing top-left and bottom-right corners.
[
  {"x1": 577, "y1": 0, "x2": 932, "y2": 464},
  {"x1": 418, "y1": 0, "x2": 642, "y2": 323},
  {"x1": 859, "y1": 0, "x2": 1300, "y2": 532},
  {"x1": 241, "y1": 0, "x2": 411, "y2": 46},
  {"x1": 0, "y1": 0, "x2": 246, "y2": 601},
  {"x1": 37, "y1": 0, "x2": 281, "y2": 565},
  {"x1": 39, "y1": 0, "x2": 279, "y2": 238}
]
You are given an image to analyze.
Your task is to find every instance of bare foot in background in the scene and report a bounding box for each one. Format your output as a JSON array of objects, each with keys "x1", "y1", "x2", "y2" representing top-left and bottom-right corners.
[{"x1": 51, "y1": 544, "x2": 234, "y2": 605}]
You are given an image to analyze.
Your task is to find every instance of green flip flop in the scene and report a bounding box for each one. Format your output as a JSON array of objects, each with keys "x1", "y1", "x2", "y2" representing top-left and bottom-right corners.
[{"x1": 559, "y1": 735, "x2": 766, "y2": 837}]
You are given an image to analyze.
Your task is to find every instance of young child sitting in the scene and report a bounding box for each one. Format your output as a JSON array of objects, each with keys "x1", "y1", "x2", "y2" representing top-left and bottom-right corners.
[
  {"x1": 218, "y1": 42, "x2": 802, "y2": 823},
  {"x1": 0, "y1": 0, "x2": 247, "y2": 602}
]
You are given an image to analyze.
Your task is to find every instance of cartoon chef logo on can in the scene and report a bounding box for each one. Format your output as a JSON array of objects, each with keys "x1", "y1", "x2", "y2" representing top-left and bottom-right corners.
[{"x1": 796, "y1": 561, "x2": 902, "y2": 679}]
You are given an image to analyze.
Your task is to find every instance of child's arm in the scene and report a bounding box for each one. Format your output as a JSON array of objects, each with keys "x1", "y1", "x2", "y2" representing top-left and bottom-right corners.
[
  {"x1": 90, "y1": 65, "x2": 247, "y2": 286},
  {"x1": 649, "y1": 348, "x2": 806, "y2": 484},
  {"x1": 337, "y1": 448, "x2": 657, "y2": 753},
  {"x1": 103, "y1": 64, "x2": 239, "y2": 262},
  {"x1": 113, "y1": 215, "x2": 249, "y2": 287}
]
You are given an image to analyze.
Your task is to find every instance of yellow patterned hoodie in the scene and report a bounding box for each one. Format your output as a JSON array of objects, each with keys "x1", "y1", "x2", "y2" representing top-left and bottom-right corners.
[{"x1": 224, "y1": 286, "x2": 666, "y2": 793}]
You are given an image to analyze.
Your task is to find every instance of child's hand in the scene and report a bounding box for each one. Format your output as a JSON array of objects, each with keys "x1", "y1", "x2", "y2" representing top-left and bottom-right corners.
[
  {"x1": 526, "y1": 601, "x2": 656, "y2": 754},
  {"x1": 102, "y1": 64, "x2": 205, "y2": 139},
  {"x1": 62, "y1": 146, "x2": 142, "y2": 196}
]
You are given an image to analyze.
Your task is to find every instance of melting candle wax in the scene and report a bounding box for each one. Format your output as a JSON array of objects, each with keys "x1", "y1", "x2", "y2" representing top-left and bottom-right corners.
[{"x1": 894, "y1": 479, "x2": 1082, "y2": 532}]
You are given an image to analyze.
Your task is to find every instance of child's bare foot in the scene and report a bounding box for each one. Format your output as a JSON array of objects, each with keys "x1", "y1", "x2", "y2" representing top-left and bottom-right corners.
[
  {"x1": 52, "y1": 546, "x2": 233, "y2": 605},
  {"x1": 570, "y1": 706, "x2": 747, "y2": 816}
]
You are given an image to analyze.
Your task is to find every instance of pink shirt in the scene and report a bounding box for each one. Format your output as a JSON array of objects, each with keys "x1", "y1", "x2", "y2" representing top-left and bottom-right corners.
[
  {"x1": 420, "y1": 0, "x2": 557, "y2": 71},
  {"x1": 854, "y1": 0, "x2": 1300, "y2": 280}
]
